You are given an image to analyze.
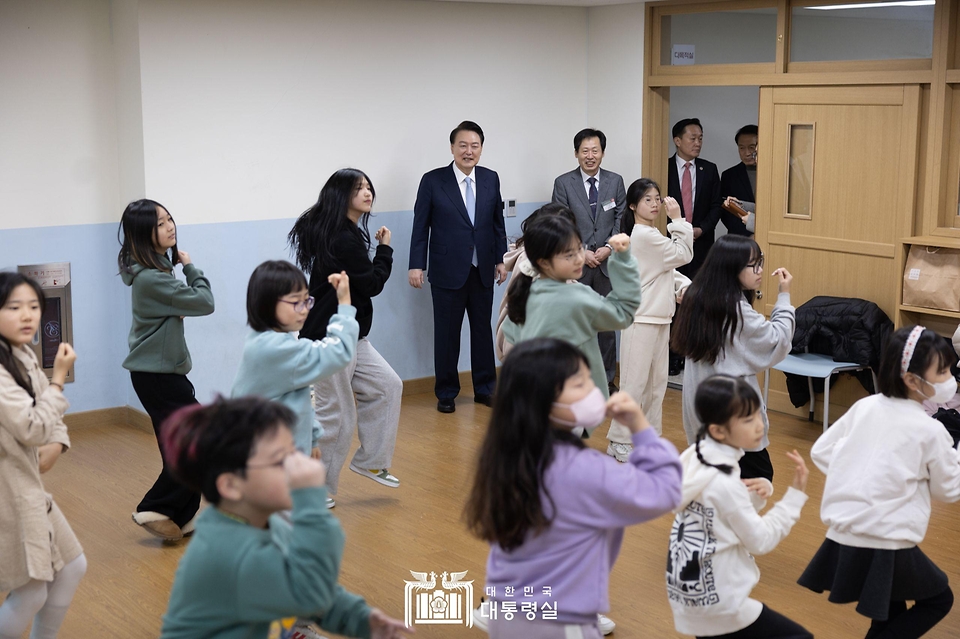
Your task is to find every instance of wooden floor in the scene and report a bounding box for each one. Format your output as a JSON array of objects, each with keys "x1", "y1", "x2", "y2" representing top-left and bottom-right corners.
[{"x1": 13, "y1": 389, "x2": 960, "y2": 638}]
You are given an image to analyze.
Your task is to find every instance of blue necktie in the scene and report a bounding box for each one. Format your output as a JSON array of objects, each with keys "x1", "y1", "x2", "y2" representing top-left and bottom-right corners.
[
  {"x1": 465, "y1": 176, "x2": 476, "y2": 225},
  {"x1": 465, "y1": 176, "x2": 478, "y2": 266},
  {"x1": 588, "y1": 177, "x2": 598, "y2": 220}
]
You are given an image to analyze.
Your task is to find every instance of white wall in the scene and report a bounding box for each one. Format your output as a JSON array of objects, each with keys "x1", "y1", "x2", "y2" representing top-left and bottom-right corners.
[
  {"x1": 137, "y1": 0, "x2": 591, "y2": 226},
  {"x1": 0, "y1": 0, "x2": 121, "y2": 229},
  {"x1": 586, "y1": 2, "x2": 646, "y2": 184}
]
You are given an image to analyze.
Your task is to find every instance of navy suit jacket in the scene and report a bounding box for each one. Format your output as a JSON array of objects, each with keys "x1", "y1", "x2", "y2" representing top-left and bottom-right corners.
[
  {"x1": 720, "y1": 161, "x2": 755, "y2": 237},
  {"x1": 409, "y1": 163, "x2": 507, "y2": 290},
  {"x1": 668, "y1": 155, "x2": 723, "y2": 276}
]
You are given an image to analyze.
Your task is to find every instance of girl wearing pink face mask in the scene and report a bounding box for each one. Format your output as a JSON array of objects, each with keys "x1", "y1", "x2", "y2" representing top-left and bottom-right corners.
[{"x1": 465, "y1": 338, "x2": 683, "y2": 639}]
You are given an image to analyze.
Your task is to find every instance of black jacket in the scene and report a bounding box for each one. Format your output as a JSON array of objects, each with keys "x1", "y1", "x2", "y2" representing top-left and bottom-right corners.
[
  {"x1": 785, "y1": 296, "x2": 893, "y2": 407},
  {"x1": 719, "y1": 162, "x2": 755, "y2": 237},
  {"x1": 301, "y1": 228, "x2": 393, "y2": 341}
]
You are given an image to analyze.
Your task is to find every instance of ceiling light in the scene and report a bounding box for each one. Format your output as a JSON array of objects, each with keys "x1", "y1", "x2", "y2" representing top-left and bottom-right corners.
[{"x1": 806, "y1": 0, "x2": 934, "y2": 9}]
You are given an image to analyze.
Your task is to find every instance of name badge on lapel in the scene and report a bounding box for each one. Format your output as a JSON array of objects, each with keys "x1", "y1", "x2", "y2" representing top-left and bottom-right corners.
[{"x1": 602, "y1": 199, "x2": 616, "y2": 212}]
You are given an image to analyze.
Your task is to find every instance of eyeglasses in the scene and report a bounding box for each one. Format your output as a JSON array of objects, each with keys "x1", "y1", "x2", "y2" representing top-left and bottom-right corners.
[
  {"x1": 559, "y1": 245, "x2": 585, "y2": 262},
  {"x1": 246, "y1": 448, "x2": 297, "y2": 470},
  {"x1": 746, "y1": 254, "x2": 764, "y2": 274},
  {"x1": 279, "y1": 296, "x2": 315, "y2": 313}
]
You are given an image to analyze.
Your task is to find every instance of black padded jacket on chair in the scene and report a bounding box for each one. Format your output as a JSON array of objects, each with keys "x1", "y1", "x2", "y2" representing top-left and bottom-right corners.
[{"x1": 784, "y1": 296, "x2": 893, "y2": 408}]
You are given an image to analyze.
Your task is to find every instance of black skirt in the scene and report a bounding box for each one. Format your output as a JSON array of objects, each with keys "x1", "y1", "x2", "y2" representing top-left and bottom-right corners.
[{"x1": 797, "y1": 538, "x2": 949, "y2": 620}]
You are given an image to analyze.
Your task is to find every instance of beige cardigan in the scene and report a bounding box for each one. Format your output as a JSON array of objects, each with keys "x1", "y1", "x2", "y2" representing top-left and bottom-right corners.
[{"x1": 0, "y1": 343, "x2": 82, "y2": 591}]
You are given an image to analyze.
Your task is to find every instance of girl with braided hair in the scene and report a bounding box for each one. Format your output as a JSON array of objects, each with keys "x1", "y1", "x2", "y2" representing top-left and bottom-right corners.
[{"x1": 666, "y1": 375, "x2": 811, "y2": 639}]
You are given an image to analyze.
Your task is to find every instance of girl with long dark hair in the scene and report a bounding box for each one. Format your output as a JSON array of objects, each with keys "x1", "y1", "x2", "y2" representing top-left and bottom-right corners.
[
  {"x1": 288, "y1": 169, "x2": 402, "y2": 508},
  {"x1": 465, "y1": 338, "x2": 682, "y2": 638},
  {"x1": 670, "y1": 234, "x2": 794, "y2": 482},
  {"x1": 0, "y1": 272, "x2": 86, "y2": 638},
  {"x1": 118, "y1": 199, "x2": 215, "y2": 541}
]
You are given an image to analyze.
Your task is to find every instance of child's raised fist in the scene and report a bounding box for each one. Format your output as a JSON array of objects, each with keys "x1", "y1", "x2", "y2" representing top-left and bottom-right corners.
[{"x1": 284, "y1": 452, "x2": 326, "y2": 490}]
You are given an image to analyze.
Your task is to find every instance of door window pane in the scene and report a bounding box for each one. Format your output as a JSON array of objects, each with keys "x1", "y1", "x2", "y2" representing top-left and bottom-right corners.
[
  {"x1": 791, "y1": 2, "x2": 934, "y2": 62},
  {"x1": 660, "y1": 8, "x2": 777, "y2": 66},
  {"x1": 787, "y1": 123, "x2": 815, "y2": 219}
]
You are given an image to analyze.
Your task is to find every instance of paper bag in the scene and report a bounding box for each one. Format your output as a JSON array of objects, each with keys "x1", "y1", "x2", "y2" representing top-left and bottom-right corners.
[{"x1": 902, "y1": 245, "x2": 960, "y2": 312}]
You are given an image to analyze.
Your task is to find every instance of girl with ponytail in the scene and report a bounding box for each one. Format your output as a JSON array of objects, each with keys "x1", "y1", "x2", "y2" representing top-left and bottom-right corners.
[
  {"x1": 502, "y1": 215, "x2": 641, "y2": 402},
  {"x1": 666, "y1": 375, "x2": 811, "y2": 639}
]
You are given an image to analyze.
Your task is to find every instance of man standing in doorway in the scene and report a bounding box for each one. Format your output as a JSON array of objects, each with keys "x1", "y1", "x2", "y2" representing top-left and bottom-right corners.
[
  {"x1": 721, "y1": 124, "x2": 759, "y2": 237},
  {"x1": 409, "y1": 121, "x2": 508, "y2": 414},
  {"x1": 668, "y1": 118, "x2": 723, "y2": 279},
  {"x1": 551, "y1": 128, "x2": 626, "y2": 395}
]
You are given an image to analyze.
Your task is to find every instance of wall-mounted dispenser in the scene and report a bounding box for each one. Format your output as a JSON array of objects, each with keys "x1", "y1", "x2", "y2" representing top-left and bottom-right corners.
[{"x1": 17, "y1": 262, "x2": 74, "y2": 383}]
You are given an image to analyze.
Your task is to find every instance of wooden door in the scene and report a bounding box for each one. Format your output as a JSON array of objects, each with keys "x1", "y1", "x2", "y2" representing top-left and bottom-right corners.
[{"x1": 756, "y1": 85, "x2": 920, "y2": 417}]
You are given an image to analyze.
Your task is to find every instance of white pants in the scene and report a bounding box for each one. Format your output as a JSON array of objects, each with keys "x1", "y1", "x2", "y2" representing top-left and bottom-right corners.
[
  {"x1": 607, "y1": 323, "x2": 669, "y2": 442},
  {"x1": 314, "y1": 339, "x2": 402, "y2": 494}
]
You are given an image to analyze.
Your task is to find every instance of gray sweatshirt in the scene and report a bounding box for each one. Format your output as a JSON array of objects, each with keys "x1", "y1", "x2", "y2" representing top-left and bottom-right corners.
[{"x1": 681, "y1": 292, "x2": 795, "y2": 449}]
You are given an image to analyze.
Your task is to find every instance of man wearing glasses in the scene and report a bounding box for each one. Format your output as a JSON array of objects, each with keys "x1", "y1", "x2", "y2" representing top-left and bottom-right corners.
[{"x1": 721, "y1": 124, "x2": 759, "y2": 237}]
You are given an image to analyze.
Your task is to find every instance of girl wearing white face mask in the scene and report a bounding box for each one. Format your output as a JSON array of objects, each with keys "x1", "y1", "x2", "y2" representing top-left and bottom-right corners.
[
  {"x1": 464, "y1": 338, "x2": 682, "y2": 639},
  {"x1": 799, "y1": 326, "x2": 960, "y2": 639}
]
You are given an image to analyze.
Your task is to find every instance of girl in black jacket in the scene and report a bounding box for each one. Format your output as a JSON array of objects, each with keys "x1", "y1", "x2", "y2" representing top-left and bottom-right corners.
[{"x1": 288, "y1": 169, "x2": 402, "y2": 509}]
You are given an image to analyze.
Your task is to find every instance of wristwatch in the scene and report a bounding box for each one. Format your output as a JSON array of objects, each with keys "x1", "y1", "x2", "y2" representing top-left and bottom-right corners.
[{"x1": 604, "y1": 243, "x2": 613, "y2": 251}]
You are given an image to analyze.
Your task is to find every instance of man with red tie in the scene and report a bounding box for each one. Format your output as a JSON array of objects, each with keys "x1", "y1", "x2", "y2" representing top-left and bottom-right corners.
[{"x1": 667, "y1": 118, "x2": 723, "y2": 279}]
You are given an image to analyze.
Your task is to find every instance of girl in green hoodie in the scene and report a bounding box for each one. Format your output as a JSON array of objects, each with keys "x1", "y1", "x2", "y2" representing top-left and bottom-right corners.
[{"x1": 118, "y1": 199, "x2": 215, "y2": 542}]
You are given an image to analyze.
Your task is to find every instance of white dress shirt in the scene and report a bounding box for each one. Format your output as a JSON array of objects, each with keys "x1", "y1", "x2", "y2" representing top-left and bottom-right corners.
[
  {"x1": 580, "y1": 168, "x2": 600, "y2": 201},
  {"x1": 675, "y1": 154, "x2": 698, "y2": 201},
  {"x1": 452, "y1": 163, "x2": 478, "y2": 266}
]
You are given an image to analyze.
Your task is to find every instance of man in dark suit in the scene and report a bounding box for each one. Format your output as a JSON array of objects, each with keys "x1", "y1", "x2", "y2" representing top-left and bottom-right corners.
[
  {"x1": 720, "y1": 124, "x2": 759, "y2": 237},
  {"x1": 409, "y1": 121, "x2": 507, "y2": 413},
  {"x1": 551, "y1": 128, "x2": 626, "y2": 393},
  {"x1": 668, "y1": 118, "x2": 723, "y2": 279}
]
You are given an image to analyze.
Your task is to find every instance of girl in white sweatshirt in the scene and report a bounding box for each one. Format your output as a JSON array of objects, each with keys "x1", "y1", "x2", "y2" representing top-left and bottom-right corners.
[
  {"x1": 607, "y1": 179, "x2": 692, "y2": 462},
  {"x1": 667, "y1": 375, "x2": 811, "y2": 639},
  {"x1": 799, "y1": 325, "x2": 960, "y2": 639},
  {"x1": 671, "y1": 234, "x2": 795, "y2": 482}
]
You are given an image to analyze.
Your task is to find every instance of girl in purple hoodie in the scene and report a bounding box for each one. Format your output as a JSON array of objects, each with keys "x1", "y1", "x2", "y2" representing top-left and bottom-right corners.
[{"x1": 465, "y1": 338, "x2": 682, "y2": 638}]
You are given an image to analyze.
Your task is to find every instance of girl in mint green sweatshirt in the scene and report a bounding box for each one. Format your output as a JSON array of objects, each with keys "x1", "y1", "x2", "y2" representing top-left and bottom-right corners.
[
  {"x1": 118, "y1": 199, "x2": 215, "y2": 542},
  {"x1": 231, "y1": 260, "x2": 359, "y2": 472},
  {"x1": 502, "y1": 215, "x2": 641, "y2": 401}
]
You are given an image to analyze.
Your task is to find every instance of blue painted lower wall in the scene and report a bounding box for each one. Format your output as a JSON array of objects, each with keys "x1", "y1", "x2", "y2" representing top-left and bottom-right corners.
[{"x1": 1, "y1": 204, "x2": 540, "y2": 413}]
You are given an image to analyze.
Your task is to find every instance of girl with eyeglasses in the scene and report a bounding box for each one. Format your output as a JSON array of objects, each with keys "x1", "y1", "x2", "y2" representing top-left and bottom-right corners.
[
  {"x1": 231, "y1": 260, "x2": 358, "y2": 469},
  {"x1": 670, "y1": 234, "x2": 795, "y2": 482},
  {"x1": 287, "y1": 169, "x2": 403, "y2": 508},
  {"x1": 118, "y1": 199, "x2": 215, "y2": 542}
]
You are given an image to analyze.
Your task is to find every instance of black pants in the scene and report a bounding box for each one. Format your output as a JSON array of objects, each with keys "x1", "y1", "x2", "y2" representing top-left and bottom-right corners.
[
  {"x1": 430, "y1": 266, "x2": 496, "y2": 400},
  {"x1": 698, "y1": 605, "x2": 812, "y2": 639},
  {"x1": 739, "y1": 448, "x2": 774, "y2": 482},
  {"x1": 864, "y1": 586, "x2": 953, "y2": 639},
  {"x1": 130, "y1": 371, "x2": 201, "y2": 527},
  {"x1": 578, "y1": 265, "x2": 617, "y2": 384}
]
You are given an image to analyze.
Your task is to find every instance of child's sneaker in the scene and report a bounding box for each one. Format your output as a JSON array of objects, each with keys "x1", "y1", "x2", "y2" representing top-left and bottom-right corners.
[
  {"x1": 472, "y1": 598, "x2": 489, "y2": 632},
  {"x1": 348, "y1": 463, "x2": 400, "y2": 488},
  {"x1": 288, "y1": 620, "x2": 328, "y2": 639},
  {"x1": 325, "y1": 497, "x2": 335, "y2": 509},
  {"x1": 597, "y1": 613, "x2": 616, "y2": 635},
  {"x1": 606, "y1": 442, "x2": 633, "y2": 463}
]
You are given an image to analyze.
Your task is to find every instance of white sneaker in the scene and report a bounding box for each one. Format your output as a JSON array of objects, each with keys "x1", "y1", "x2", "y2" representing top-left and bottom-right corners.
[
  {"x1": 290, "y1": 620, "x2": 328, "y2": 639},
  {"x1": 597, "y1": 613, "x2": 616, "y2": 635},
  {"x1": 606, "y1": 442, "x2": 633, "y2": 463},
  {"x1": 348, "y1": 463, "x2": 400, "y2": 488},
  {"x1": 472, "y1": 602, "x2": 489, "y2": 632},
  {"x1": 325, "y1": 497, "x2": 335, "y2": 509}
]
